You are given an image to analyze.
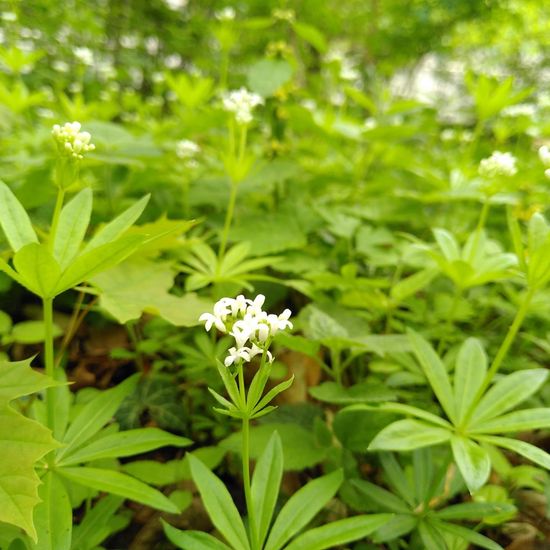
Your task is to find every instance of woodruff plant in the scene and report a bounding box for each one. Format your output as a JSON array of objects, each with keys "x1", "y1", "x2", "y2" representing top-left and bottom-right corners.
[
  {"x1": 163, "y1": 294, "x2": 392, "y2": 550},
  {"x1": 0, "y1": 122, "x2": 192, "y2": 548}
]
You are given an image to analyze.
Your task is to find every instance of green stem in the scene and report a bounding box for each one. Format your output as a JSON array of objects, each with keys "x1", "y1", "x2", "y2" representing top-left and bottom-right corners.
[
  {"x1": 331, "y1": 348, "x2": 342, "y2": 385},
  {"x1": 467, "y1": 199, "x2": 491, "y2": 263},
  {"x1": 127, "y1": 321, "x2": 144, "y2": 372},
  {"x1": 437, "y1": 289, "x2": 462, "y2": 354},
  {"x1": 218, "y1": 182, "x2": 238, "y2": 262},
  {"x1": 242, "y1": 416, "x2": 259, "y2": 549},
  {"x1": 43, "y1": 297, "x2": 56, "y2": 432},
  {"x1": 49, "y1": 187, "x2": 65, "y2": 252}
]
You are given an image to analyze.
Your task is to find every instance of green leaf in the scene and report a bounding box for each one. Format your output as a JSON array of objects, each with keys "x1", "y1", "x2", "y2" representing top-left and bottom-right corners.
[
  {"x1": 13, "y1": 243, "x2": 61, "y2": 299},
  {"x1": 376, "y1": 403, "x2": 453, "y2": 429},
  {"x1": 408, "y1": 330, "x2": 456, "y2": 423},
  {"x1": 433, "y1": 228, "x2": 460, "y2": 261},
  {"x1": 454, "y1": 338, "x2": 487, "y2": 424},
  {"x1": 57, "y1": 374, "x2": 139, "y2": 461},
  {"x1": 451, "y1": 436, "x2": 491, "y2": 493},
  {"x1": 477, "y1": 435, "x2": 550, "y2": 470},
  {"x1": 472, "y1": 408, "x2": 550, "y2": 434},
  {"x1": 349, "y1": 479, "x2": 410, "y2": 513},
  {"x1": 371, "y1": 514, "x2": 417, "y2": 543},
  {"x1": 91, "y1": 258, "x2": 211, "y2": 326},
  {"x1": 417, "y1": 520, "x2": 447, "y2": 550},
  {"x1": 369, "y1": 419, "x2": 451, "y2": 451},
  {"x1": 430, "y1": 518, "x2": 503, "y2": 550},
  {"x1": 0, "y1": 180, "x2": 38, "y2": 252},
  {"x1": 188, "y1": 454, "x2": 250, "y2": 550},
  {"x1": 251, "y1": 376, "x2": 294, "y2": 415},
  {"x1": 71, "y1": 495, "x2": 124, "y2": 550},
  {"x1": 391, "y1": 268, "x2": 438, "y2": 302},
  {"x1": 58, "y1": 428, "x2": 191, "y2": 466},
  {"x1": 435, "y1": 501, "x2": 516, "y2": 521},
  {"x1": 83, "y1": 195, "x2": 150, "y2": 252},
  {"x1": 471, "y1": 369, "x2": 548, "y2": 425},
  {"x1": 162, "y1": 521, "x2": 231, "y2": 550},
  {"x1": 292, "y1": 21, "x2": 327, "y2": 52},
  {"x1": 309, "y1": 382, "x2": 396, "y2": 405},
  {"x1": 247, "y1": 59, "x2": 293, "y2": 97},
  {"x1": 264, "y1": 470, "x2": 343, "y2": 550},
  {"x1": 251, "y1": 432, "x2": 283, "y2": 546},
  {"x1": 0, "y1": 359, "x2": 60, "y2": 541},
  {"x1": 54, "y1": 235, "x2": 146, "y2": 294},
  {"x1": 11, "y1": 320, "x2": 63, "y2": 344},
  {"x1": 57, "y1": 466, "x2": 178, "y2": 513},
  {"x1": 284, "y1": 514, "x2": 393, "y2": 550},
  {"x1": 33, "y1": 472, "x2": 72, "y2": 550},
  {"x1": 53, "y1": 188, "x2": 92, "y2": 269}
]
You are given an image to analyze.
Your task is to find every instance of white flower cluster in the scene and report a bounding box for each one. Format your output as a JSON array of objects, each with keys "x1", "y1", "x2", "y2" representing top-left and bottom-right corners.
[
  {"x1": 176, "y1": 139, "x2": 200, "y2": 159},
  {"x1": 222, "y1": 87, "x2": 263, "y2": 125},
  {"x1": 52, "y1": 122, "x2": 95, "y2": 159},
  {"x1": 215, "y1": 7, "x2": 236, "y2": 21},
  {"x1": 539, "y1": 146, "x2": 550, "y2": 180},
  {"x1": 478, "y1": 151, "x2": 517, "y2": 178},
  {"x1": 199, "y1": 294, "x2": 292, "y2": 367}
]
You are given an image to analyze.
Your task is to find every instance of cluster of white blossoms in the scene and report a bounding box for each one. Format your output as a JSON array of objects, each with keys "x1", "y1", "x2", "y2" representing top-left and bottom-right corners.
[
  {"x1": 199, "y1": 294, "x2": 292, "y2": 367},
  {"x1": 52, "y1": 122, "x2": 95, "y2": 159},
  {"x1": 539, "y1": 145, "x2": 550, "y2": 179},
  {"x1": 478, "y1": 151, "x2": 517, "y2": 178},
  {"x1": 222, "y1": 87, "x2": 263, "y2": 125},
  {"x1": 176, "y1": 139, "x2": 200, "y2": 159}
]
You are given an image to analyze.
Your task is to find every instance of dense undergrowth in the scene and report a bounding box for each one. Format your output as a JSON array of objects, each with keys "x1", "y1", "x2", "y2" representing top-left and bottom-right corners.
[{"x1": 0, "y1": 1, "x2": 550, "y2": 549}]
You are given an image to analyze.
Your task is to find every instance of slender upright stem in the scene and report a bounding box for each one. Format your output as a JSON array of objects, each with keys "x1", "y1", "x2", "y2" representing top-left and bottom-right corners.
[
  {"x1": 437, "y1": 289, "x2": 462, "y2": 354},
  {"x1": 218, "y1": 182, "x2": 238, "y2": 262},
  {"x1": 43, "y1": 297, "x2": 56, "y2": 432},
  {"x1": 242, "y1": 416, "x2": 259, "y2": 549},
  {"x1": 468, "y1": 198, "x2": 491, "y2": 263},
  {"x1": 49, "y1": 188, "x2": 65, "y2": 251}
]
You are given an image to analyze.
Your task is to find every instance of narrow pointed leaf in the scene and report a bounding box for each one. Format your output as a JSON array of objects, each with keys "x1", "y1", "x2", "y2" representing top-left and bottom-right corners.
[
  {"x1": 53, "y1": 187, "x2": 92, "y2": 269},
  {"x1": 58, "y1": 374, "x2": 139, "y2": 460},
  {"x1": 430, "y1": 518, "x2": 503, "y2": 550},
  {"x1": 451, "y1": 436, "x2": 491, "y2": 493},
  {"x1": 83, "y1": 194, "x2": 150, "y2": 252},
  {"x1": 265, "y1": 470, "x2": 343, "y2": 550},
  {"x1": 58, "y1": 428, "x2": 191, "y2": 466},
  {"x1": 251, "y1": 432, "x2": 284, "y2": 546},
  {"x1": 284, "y1": 514, "x2": 393, "y2": 550},
  {"x1": 454, "y1": 338, "x2": 486, "y2": 423},
  {"x1": 471, "y1": 369, "x2": 548, "y2": 424},
  {"x1": 162, "y1": 520, "x2": 231, "y2": 550},
  {"x1": 477, "y1": 435, "x2": 550, "y2": 470},
  {"x1": 372, "y1": 514, "x2": 417, "y2": 543},
  {"x1": 252, "y1": 376, "x2": 294, "y2": 415},
  {"x1": 349, "y1": 479, "x2": 410, "y2": 513},
  {"x1": 435, "y1": 501, "x2": 516, "y2": 520},
  {"x1": 0, "y1": 180, "x2": 38, "y2": 251},
  {"x1": 369, "y1": 419, "x2": 451, "y2": 451},
  {"x1": 472, "y1": 408, "x2": 550, "y2": 434},
  {"x1": 58, "y1": 466, "x2": 178, "y2": 513},
  {"x1": 188, "y1": 454, "x2": 250, "y2": 550},
  {"x1": 377, "y1": 403, "x2": 452, "y2": 428},
  {"x1": 408, "y1": 330, "x2": 456, "y2": 422}
]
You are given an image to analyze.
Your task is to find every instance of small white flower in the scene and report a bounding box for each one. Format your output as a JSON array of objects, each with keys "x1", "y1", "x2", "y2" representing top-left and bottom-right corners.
[
  {"x1": 52, "y1": 121, "x2": 95, "y2": 160},
  {"x1": 216, "y1": 7, "x2": 236, "y2": 21},
  {"x1": 222, "y1": 87, "x2": 263, "y2": 125},
  {"x1": 478, "y1": 151, "x2": 517, "y2": 178},
  {"x1": 246, "y1": 294, "x2": 266, "y2": 315},
  {"x1": 538, "y1": 145, "x2": 550, "y2": 167},
  {"x1": 165, "y1": 0, "x2": 188, "y2": 10},
  {"x1": 199, "y1": 312, "x2": 226, "y2": 333},
  {"x1": 224, "y1": 346, "x2": 251, "y2": 367},
  {"x1": 74, "y1": 47, "x2": 94, "y2": 66},
  {"x1": 176, "y1": 139, "x2": 200, "y2": 159},
  {"x1": 1, "y1": 11, "x2": 17, "y2": 22}
]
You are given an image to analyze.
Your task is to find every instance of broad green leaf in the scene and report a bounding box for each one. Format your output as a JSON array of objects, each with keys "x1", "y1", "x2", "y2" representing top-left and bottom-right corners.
[
  {"x1": 11, "y1": 321, "x2": 63, "y2": 344},
  {"x1": 435, "y1": 501, "x2": 516, "y2": 521},
  {"x1": 0, "y1": 180, "x2": 38, "y2": 252},
  {"x1": 471, "y1": 369, "x2": 548, "y2": 425},
  {"x1": 33, "y1": 472, "x2": 72, "y2": 550},
  {"x1": 349, "y1": 479, "x2": 410, "y2": 513},
  {"x1": 369, "y1": 419, "x2": 451, "y2": 451},
  {"x1": 58, "y1": 428, "x2": 191, "y2": 466},
  {"x1": 57, "y1": 467, "x2": 178, "y2": 513},
  {"x1": 451, "y1": 436, "x2": 491, "y2": 493},
  {"x1": 83, "y1": 194, "x2": 150, "y2": 252},
  {"x1": 247, "y1": 59, "x2": 293, "y2": 97},
  {"x1": 264, "y1": 470, "x2": 343, "y2": 550},
  {"x1": 454, "y1": 338, "x2": 487, "y2": 424},
  {"x1": 430, "y1": 518, "x2": 503, "y2": 550},
  {"x1": 54, "y1": 235, "x2": 146, "y2": 294},
  {"x1": 0, "y1": 359, "x2": 60, "y2": 541},
  {"x1": 472, "y1": 408, "x2": 550, "y2": 434},
  {"x1": 391, "y1": 267, "x2": 438, "y2": 302},
  {"x1": 433, "y1": 228, "x2": 460, "y2": 261},
  {"x1": 477, "y1": 435, "x2": 550, "y2": 470},
  {"x1": 13, "y1": 243, "x2": 61, "y2": 299},
  {"x1": 91, "y1": 259, "x2": 211, "y2": 325},
  {"x1": 251, "y1": 432, "x2": 283, "y2": 546},
  {"x1": 188, "y1": 454, "x2": 250, "y2": 550},
  {"x1": 284, "y1": 514, "x2": 393, "y2": 550},
  {"x1": 52, "y1": 188, "x2": 92, "y2": 270},
  {"x1": 408, "y1": 330, "x2": 456, "y2": 422},
  {"x1": 162, "y1": 521, "x2": 231, "y2": 550},
  {"x1": 71, "y1": 495, "x2": 124, "y2": 550},
  {"x1": 57, "y1": 374, "x2": 139, "y2": 461}
]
